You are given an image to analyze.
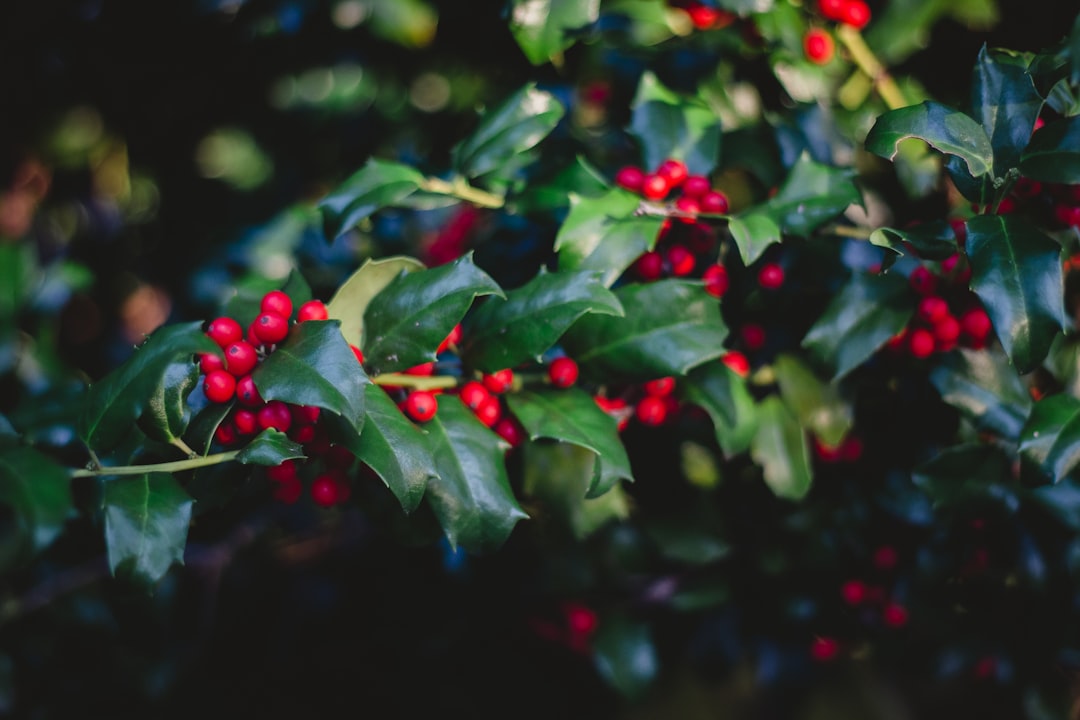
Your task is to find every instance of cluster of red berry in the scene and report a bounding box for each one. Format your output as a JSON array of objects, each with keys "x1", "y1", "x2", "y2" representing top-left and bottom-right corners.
[
  {"x1": 802, "y1": 0, "x2": 871, "y2": 64},
  {"x1": 668, "y1": 1, "x2": 737, "y2": 31}
]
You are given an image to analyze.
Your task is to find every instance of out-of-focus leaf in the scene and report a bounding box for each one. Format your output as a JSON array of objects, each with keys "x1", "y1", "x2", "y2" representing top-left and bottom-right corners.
[
  {"x1": 0, "y1": 445, "x2": 72, "y2": 554},
  {"x1": 681, "y1": 361, "x2": 758, "y2": 458},
  {"x1": 326, "y1": 255, "x2": 426, "y2": 349},
  {"x1": 1020, "y1": 394, "x2": 1080, "y2": 484},
  {"x1": 1019, "y1": 116, "x2": 1080, "y2": 184},
  {"x1": 521, "y1": 441, "x2": 630, "y2": 539},
  {"x1": 630, "y1": 72, "x2": 722, "y2": 176},
  {"x1": 452, "y1": 84, "x2": 565, "y2": 179},
  {"x1": 929, "y1": 348, "x2": 1032, "y2": 440},
  {"x1": 773, "y1": 354, "x2": 852, "y2": 447},
  {"x1": 318, "y1": 159, "x2": 425, "y2": 241},
  {"x1": 138, "y1": 359, "x2": 200, "y2": 444},
  {"x1": 751, "y1": 395, "x2": 812, "y2": 501},
  {"x1": 593, "y1": 614, "x2": 658, "y2": 701},
  {"x1": 508, "y1": 0, "x2": 599, "y2": 65}
]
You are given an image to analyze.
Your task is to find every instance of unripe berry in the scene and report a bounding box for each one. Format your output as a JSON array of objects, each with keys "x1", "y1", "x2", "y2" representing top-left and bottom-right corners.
[
  {"x1": 682, "y1": 175, "x2": 711, "y2": 199},
  {"x1": 803, "y1": 28, "x2": 834, "y2": 64},
  {"x1": 199, "y1": 352, "x2": 225, "y2": 375},
  {"x1": 721, "y1": 351, "x2": 750, "y2": 377},
  {"x1": 633, "y1": 251, "x2": 664, "y2": 281},
  {"x1": 643, "y1": 376, "x2": 675, "y2": 397},
  {"x1": 225, "y1": 341, "x2": 258, "y2": 377},
  {"x1": 311, "y1": 473, "x2": 344, "y2": 508},
  {"x1": 493, "y1": 416, "x2": 526, "y2": 447},
  {"x1": 235, "y1": 374, "x2": 263, "y2": 407},
  {"x1": 757, "y1": 263, "x2": 785, "y2": 290},
  {"x1": 474, "y1": 395, "x2": 502, "y2": 427},
  {"x1": 253, "y1": 312, "x2": 290, "y2": 345},
  {"x1": 635, "y1": 395, "x2": 668, "y2": 426},
  {"x1": 403, "y1": 391, "x2": 438, "y2": 423},
  {"x1": 233, "y1": 408, "x2": 258, "y2": 435},
  {"x1": 257, "y1": 401, "x2": 292, "y2": 433},
  {"x1": 204, "y1": 370, "x2": 237, "y2": 404},
  {"x1": 909, "y1": 328, "x2": 936, "y2": 358},
  {"x1": 641, "y1": 173, "x2": 670, "y2": 201},
  {"x1": 483, "y1": 369, "x2": 514, "y2": 394},
  {"x1": 841, "y1": 0, "x2": 871, "y2": 29},
  {"x1": 699, "y1": 190, "x2": 729, "y2": 214},
  {"x1": 206, "y1": 317, "x2": 243, "y2": 348},
  {"x1": 548, "y1": 357, "x2": 579, "y2": 388},
  {"x1": 297, "y1": 300, "x2": 329, "y2": 322},
  {"x1": 459, "y1": 380, "x2": 491, "y2": 411},
  {"x1": 657, "y1": 159, "x2": 688, "y2": 188},
  {"x1": 615, "y1": 166, "x2": 645, "y2": 192},
  {"x1": 703, "y1": 264, "x2": 729, "y2": 298},
  {"x1": 260, "y1": 290, "x2": 293, "y2": 319}
]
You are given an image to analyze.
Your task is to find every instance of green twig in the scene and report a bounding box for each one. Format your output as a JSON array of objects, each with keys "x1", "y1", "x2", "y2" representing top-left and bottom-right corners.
[
  {"x1": 421, "y1": 176, "x2": 505, "y2": 208},
  {"x1": 836, "y1": 25, "x2": 907, "y2": 111},
  {"x1": 70, "y1": 450, "x2": 240, "y2": 479},
  {"x1": 170, "y1": 437, "x2": 198, "y2": 458},
  {"x1": 370, "y1": 373, "x2": 461, "y2": 391}
]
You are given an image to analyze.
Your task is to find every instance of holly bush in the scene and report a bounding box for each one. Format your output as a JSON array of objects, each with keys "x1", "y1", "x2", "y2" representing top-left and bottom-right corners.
[{"x1": 5, "y1": 0, "x2": 1080, "y2": 717}]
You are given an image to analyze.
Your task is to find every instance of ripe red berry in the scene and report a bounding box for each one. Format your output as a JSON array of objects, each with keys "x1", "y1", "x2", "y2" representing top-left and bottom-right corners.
[
  {"x1": 311, "y1": 473, "x2": 344, "y2": 508},
  {"x1": 483, "y1": 369, "x2": 514, "y2": 394},
  {"x1": 235, "y1": 374, "x2": 263, "y2": 407},
  {"x1": 917, "y1": 296, "x2": 949, "y2": 324},
  {"x1": 643, "y1": 376, "x2": 675, "y2": 397},
  {"x1": 351, "y1": 345, "x2": 365, "y2": 364},
  {"x1": 803, "y1": 28, "x2": 835, "y2": 64},
  {"x1": 233, "y1": 408, "x2": 258, "y2": 435},
  {"x1": 961, "y1": 307, "x2": 992, "y2": 344},
  {"x1": 908, "y1": 328, "x2": 936, "y2": 358},
  {"x1": 297, "y1": 299, "x2": 329, "y2": 322},
  {"x1": 882, "y1": 602, "x2": 909, "y2": 628},
  {"x1": 666, "y1": 245, "x2": 695, "y2": 277},
  {"x1": 741, "y1": 323, "x2": 766, "y2": 351},
  {"x1": 810, "y1": 636, "x2": 840, "y2": 662},
  {"x1": 721, "y1": 351, "x2": 750, "y2": 377},
  {"x1": 657, "y1": 159, "x2": 688, "y2": 188},
  {"x1": 272, "y1": 476, "x2": 303, "y2": 504},
  {"x1": 214, "y1": 422, "x2": 238, "y2": 446},
  {"x1": 267, "y1": 460, "x2": 298, "y2": 483},
  {"x1": 258, "y1": 401, "x2": 292, "y2": 433},
  {"x1": 254, "y1": 312, "x2": 290, "y2": 345},
  {"x1": 403, "y1": 391, "x2": 438, "y2": 423},
  {"x1": 206, "y1": 317, "x2": 243, "y2": 349},
  {"x1": 438, "y1": 324, "x2": 463, "y2": 353},
  {"x1": 260, "y1": 290, "x2": 293, "y2": 319},
  {"x1": 635, "y1": 395, "x2": 668, "y2": 426},
  {"x1": 199, "y1": 352, "x2": 224, "y2": 375},
  {"x1": 493, "y1": 416, "x2": 526, "y2": 447},
  {"x1": 459, "y1": 380, "x2": 491, "y2": 411},
  {"x1": 934, "y1": 314, "x2": 961, "y2": 348},
  {"x1": 641, "y1": 173, "x2": 671, "y2": 201},
  {"x1": 291, "y1": 404, "x2": 321, "y2": 425},
  {"x1": 225, "y1": 341, "x2": 258, "y2": 377},
  {"x1": 204, "y1": 370, "x2": 237, "y2": 404},
  {"x1": 564, "y1": 603, "x2": 598, "y2": 636},
  {"x1": 699, "y1": 190, "x2": 729, "y2": 214},
  {"x1": 841, "y1": 579, "x2": 866, "y2": 606},
  {"x1": 841, "y1": 0, "x2": 871, "y2": 29},
  {"x1": 246, "y1": 322, "x2": 262, "y2": 349},
  {"x1": 633, "y1": 250, "x2": 664, "y2": 281},
  {"x1": 685, "y1": 2, "x2": 720, "y2": 30},
  {"x1": 682, "y1": 175, "x2": 711, "y2": 199},
  {"x1": 615, "y1": 166, "x2": 645, "y2": 192},
  {"x1": 703, "y1": 264, "x2": 729, "y2": 298},
  {"x1": 817, "y1": 0, "x2": 846, "y2": 20},
  {"x1": 291, "y1": 424, "x2": 316, "y2": 443},
  {"x1": 909, "y1": 266, "x2": 938, "y2": 295},
  {"x1": 404, "y1": 362, "x2": 435, "y2": 376},
  {"x1": 757, "y1": 263, "x2": 785, "y2": 290},
  {"x1": 474, "y1": 395, "x2": 502, "y2": 427},
  {"x1": 548, "y1": 357, "x2": 579, "y2": 388},
  {"x1": 674, "y1": 196, "x2": 700, "y2": 224}
]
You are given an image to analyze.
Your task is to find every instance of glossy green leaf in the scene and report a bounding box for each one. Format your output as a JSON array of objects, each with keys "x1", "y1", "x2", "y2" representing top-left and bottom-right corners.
[
  {"x1": 353, "y1": 384, "x2": 438, "y2": 513},
  {"x1": 630, "y1": 72, "x2": 722, "y2": 176},
  {"x1": 79, "y1": 322, "x2": 221, "y2": 453},
  {"x1": 865, "y1": 101, "x2": 994, "y2": 178},
  {"x1": 326, "y1": 255, "x2": 426, "y2": 349},
  {"x1": 601, "y1": 0, "x2": 681, "y2": 46},
  {"x1": 971, "y1": 45, "x2": 1044, "y2": 177},
  {"x1": 1020, "y1": 394, "x2": 1080, "y2": 483},
  {"x1": 521, "y1": 155, "x2": 610, "y2": 212},
  {"x1": 451, "y1": 84, "x2": 565, "y2": 179},
  {"x1": 521, "y1": 441, "x2": 630, "y2": 539},
  {"x1": 868, "y1": 220, "x2": 959, "y2": 264},
  {"x1": 507, "y1": 387, "x2": 633, "y2": 498},
  {"x1": 138, "y1": 359, "x2": 200, "y2": 443},
  {"x1": 912, "y1": 443, "x2": 1012, "y2": 506},
  {"x1": 1019, "y1": 116, "x2": 1080, "y2": 184},
  {"x1": 929, "y1": 348, "x2": 1032, "y2": 440},
  {"x1": 318, "y1": 158, "x2": 425, "y2": 241},
  {"x1": 718, "y1": 0, "x2": 774, "y2": 12},
  {"x1": 681, "y1": 361, "x2": 758, "y2": 458},
  {"x1": 184, "y1": 401, "x2": 233, "y2": 456},
  {"x1": 802, "y1": 272, "x2": 914, "y2": 381},
  {"x1": 252, "y1": 320, "x2": 367, "y2": 433},
  {"x1": 966, "y1": 214, "x2": 1065, "y2": 374},
  {"x1": 235, "y1": 429, "x2": 306, "y2": 466},
  {"x1": 0, "y1": 445, "x2": 72, "y2": 552},
  {"x1": 508, "y1": 0, "x2": 599, "y2": 65},
  {"x1": 747, "y1": 153, "x2": 862, "y2": 237},
  {"x1": 362, "y1": 253, "x2": 503, "y2": 374},
  {"x1": 728, "y1": 213, "x2": 781, "y2": 266},
  {"x1": 422, "y1": 397, "x2": 527, "y2": 551},
  {"x1": 593, "y1": 615, "x2": 658, "y2": 701},
  {"x1": 944, "y1": 154, "x2": 992, "y2": 205},
  {"x1": 463, "y1": 270, "x2": 623, "y2": 372},
  {"x1": 563, "y1": 280, "x2": 728, "y2": 381},
  {"x1": 555, "y1": 190, "x2": 665, "y2": 287},
  {"x1": 1040, "y1": 399, "x2": 1080, "y2": 484},
  {"x1": 103, "y1": 472, "x2": 194, "y2": 585},
  {"x1": 750, "y1": 395, "x2": 812, "y2": 501},
  {"x1": 773, "y1": 354, "x2": 852, "y2": 447}
]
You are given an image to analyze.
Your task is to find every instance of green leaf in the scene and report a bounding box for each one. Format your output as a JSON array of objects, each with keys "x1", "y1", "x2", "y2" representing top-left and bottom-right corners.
[
  {"x1": 184, "y1": 402, "x2": 233, "y2": 456},
  {"x1": 463, "y1": 270, "x2": 623, "y2": 373},
  {"x1": 222, "y1": 269, "x2": 313, "y2": 328},
  {"x1": 326, "y1": 255, "x2": 426, "y2": 349},
  {"x1": 1020, "y1": 394, "x2": 1080, "y2": 483},
  {"x1": 680, "y1": 361, "x2": 758, "y2": 458},
  {"x1": 235, "y1": 429, "x2": 306, "y2": 466},
  {"x1": 555, "y1": 190, "x2": 665, "y2": 287},
  {"x1": 353, "y1": 384, "x2": 438, "y2": 514},
  {"x1": 593, "y1": 614, "x2": 658, "y2": 700},
  {"x1": 138, "y1": 359, "x2": 200, "y2": 443},
  {"x1": 508, "y1": 0, "x2": 599, "y2": 65},
  {"x1": 971, "y1": 45, "x2": 1044, "y2": 178},
  {"x1": 422, "y1": 397, "x2": 527, "y2": 551},
  {"x1": 318, "y1": 159, "x2": 425, "y2": 240},
  {"x1": 965, "y1": 214, "x2": 1065, "y2": 374},
  {"x1": 103, "y1": 472, "x2": 193, "y2": 585},
  {"x1": 79, "y1": 322, "x2": 221, "y2": 453},
  {"x1": 0, "y1": 445, "x2": 72, "y2": 553},
  {"x1": 1019, "y1": 116, "x2": 1080, "y2": 184},
  {"x1": 802, "y1": 272, "x2": 914, "y2": 381},
  {"x1": 507, "y1": 387, "x2": 633, "y2": 498},
  {"x1": 912, "y1": 443, "x2": 1012, "y2": 506},
  {"x1": 750, "y1": 395, "x2": 812, "y2": 501},
  {"x1": 252, "y1": 320, "x2": 367, "y2": 433},
  {"x1": 929, "y1": 348, "x2": 1032, "y2": 440},
  {"x1": 773, "y1": 354, "x2": 852, "y2": 447},
  {"x1": 362, "y1": 253, "x2": 503, "y2": 374},
  {"x1": 562, "y1": 280, "x2": 728, "y2": 381},
  {"x1": 520, "y1": 155, "x2": 610, "y2": 212},
  {"x1": 718, "y1": 0, "x2": 773, "y2": 12},
  {"x1": 1039, "y1": 398, "x2": 1080, "y2": 484},
  {"x1": 451, "y1": 84, "x2": 565, "y2": 179},
  {"x1": 630, "y1": 72, "x2": 722, "y2": 176},
  {"x1": 746, "y1": 153, "x2": 862, "y2": 238},
  {"x1": 865, "y1": 101, "x2": 994, "y2": 178},
  {"x1": 521, "y1": 441, "x2": 630, "y2": 539},
  {"x1": 728, "y1": 213, "x2": 781, "y2": 266},
  {"x1": 868, "y1": 220, "x2": 959, "y2": 264}
]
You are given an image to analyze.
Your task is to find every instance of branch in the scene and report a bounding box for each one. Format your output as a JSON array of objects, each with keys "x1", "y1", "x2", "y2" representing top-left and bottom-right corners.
[
  {"x1": 70, "y1": 450, "x2": 240, "y2": 478},
  {"x1": 836, "y1": 25, "x2": 907, "y2": 111}
]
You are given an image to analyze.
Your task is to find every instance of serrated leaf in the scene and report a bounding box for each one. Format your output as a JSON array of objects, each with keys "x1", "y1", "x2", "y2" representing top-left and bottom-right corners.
[
  {"x1": 103, "y1": 472, "x2": 193, "y2": 585},
  {"x1": 630, "y1": 72, "x2": 722, "y2": 176},
  {"x1": 802, "y1": 272, "x2": 914, "y2": 381},
  {"x1": 929, "y1": 348, "x2": 1032, "y2": 440},
  {"x1": 507, "y1": 388, "x2": 633, "y2": 498},
  {"x1": 971, "y1": 45, "x2": 1044, "y2": 178},
  {"x1": 0, "y1": 446, "x2": 72, "y2": 553},
  {"x1": 521, "y1": 441, "x2": 630, "y2": 539},
  {"x1": 746, "y1": 153, "x2": 862, "y2": 238},
  {"x1": 452, "y1": 84, "x2": 565, "y2": 179},
  {"x1": 555, "y1": 190, "x2": 665, "y2": 287},
  {"x1": 422, "y1": 397, "x2": 527, "y2": 551},
  {"x1": 773, "y1": 354, "x2": 852, "y2": 447},
  {"x1": 326, "y1": 256, "x2": 426, "y2": 349},
  {"x1": 318, "y1": 159, "x2": 425, "y2": 241},
  {"x1": 79, "y1": 322, "x2": 221, "y2": 453},
  {"x1": 1020, "y1": 394, "x2": 1080, "y2": 483},
  {"x1": 138, "y1": 359, "x2": 200, "y2": 443},
  {"x1": 681, "y1": 361, "x2": 758, "y2": 458},
  {"x1": 252, "y1": 320, "x2": 367, "y2": 433},
  {"x1": 563, "y1": 280, "x2": 728, "y2": 381},
  {"x1": 508, "y1": 0, "x2": 599, "y2": 65},
  {"x1": 593, "y1": 615, "x2": 658, "y2": 701},
  {"x1": 184, "y1": 402, "x2": 233, "y2": 456},
  {"x1": 912, "y1": 443, "x2": 1012, "y2": 506},
  {"x1": 463, "y1": 270, "x2": 623, "y2": 372},
  {"x1": 966, "y1": 214, "x2": 1065, "y2": 374},
  {"x1": 869, "y1": 220, "x2": 959, "y2": 264},
  {"x1": 865, "y1": 101, "x2": 994, "y2": 178},
  {"x1": 1019, "y1": 116, "x2": 1080, "y2": 184},
  {"x1": 235, "y1": 429, "x2": 306, "y2": 466},
  {"x1": 1038, "y1": 398, "x2": 1080, "y2": 484},
  {"x1": 362, "y1": 253, "x2": 503, "y2": 374},
  {"x1": 353, "y1": 384, "x2": 437, "y2": 513},
  {"x1": 750, "y1": 395, "x2": 812, "y2": 501},
  {"x1": 728, "y1": 213, "x2": 780, "y2": 266}
]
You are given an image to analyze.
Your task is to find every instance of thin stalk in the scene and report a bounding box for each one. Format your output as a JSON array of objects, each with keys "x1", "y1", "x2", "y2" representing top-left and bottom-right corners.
[
  {"x1": 70, "y1": 450, "x2": 240, "y2": 479},
  {"x1": 836, "y1": 25, "x2": 907, "y2": 111},
  {"x1": 421, "y1": 176, "x2": 505, "y2": 208}
]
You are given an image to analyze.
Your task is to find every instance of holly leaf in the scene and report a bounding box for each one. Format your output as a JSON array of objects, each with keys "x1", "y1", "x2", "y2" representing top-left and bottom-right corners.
[
  {"x1": 868, "y1": 220, "x2": 959, "y2": 265},
  {"x1": 507, "y1": 387, "x2": 633, "y2": 498},
  {"x1": 235, "y1": 429, "x2": 306, "y2": 466},
  {"x1": 326, "y1": 255, "x2": 426, "y2": 349},
  {"x1": 929, "y1": 348, "x2": 1032, "y2": 440},
  {"x1": 451, "y1": 84, "x2": 565, "y2": 179},
  {"x1": 912, "y1": 442, "x2": 1013, "y2": 506},
  {"x1": 521, "y1": 155, "x2": 610, "y2": 213},
  {"x1": 750, "y1": 395, "x2": 812, "y2": 501},
  {"x1": 630, "y1": 72, "x2": 722, "y2": 176},
  {"x1": 0, "y1": 445, "x2": 72, "y2": 554},
  {"x1": 318, "y1": 159, "x2": 425, "y2": 241},
  {"x1": 422, "y1": 397, "x2": 527, "y2": 551},
  {"x1": 865, "y1": 101, "x2": 994, "y2": 178},
  {"x1": 802, "y1": 272, "x2": 914, "y2": 381},
  {"x1": 773, "y1": 354, "x2": 852, "y2": 447},
  {"x1": 965, "y1": 214, "x2": 1065, "y2": 374},
  {"x1": 555, "y1": 190, "x2": 665, "y2": 287},
  {"x1": 79, "y1": 322, "x2": 221, "y2": 453},
  {"x1": 728, "y1": 213, "x2": 781, "y2": 266},
  {"x1": 138, "y1": 359, "x2": 200, "y2": 444},
  {"x1": 746, "y1": 153, "x2": 862, "y2": 238},
  {"x1": 1020, "y1": 394, "x2": 1080, "y2": 483},
  {"x1": 508, "y1": 0, "x2": 600, "y2": 66},
  {"x1": 680, "y1": 361, "x2": 758, "y2": 458},
  {"x1": 463, "y1": 270, "x2": 623, "y2": 373},
  {"x1": 1019, "y1": 116, "x2": 1080, "y2": 184},
  {"x1": 184, "y1": 401, "x2": 233, "y2": 456},
  {"x1": 103, "y1": 472, "x2": 194, "y2": 586},
  {"x1": 562, "y1": 280, "x2": 728, "y2": 381},
  {"x1": 971, "y1": 45, "x2": 1044, "y2": 178},
  {"x1": 521, "y1": 442, "x2": 630, "y2": 539}
]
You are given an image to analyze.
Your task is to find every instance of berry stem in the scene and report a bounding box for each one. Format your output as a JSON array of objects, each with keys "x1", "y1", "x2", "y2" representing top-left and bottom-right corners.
[
  {"x1": 420, "y1": 176, "x2": 504, "y2": 208},
  {"x1": 170, "y1": 437, "x2": 198, "y2": 458},
  {"x1": 70, "y1": 450, "x2": 241, "y2": 478},
  {"x1": 835, "y1": 25, "x2": 906, "y2": 110}
]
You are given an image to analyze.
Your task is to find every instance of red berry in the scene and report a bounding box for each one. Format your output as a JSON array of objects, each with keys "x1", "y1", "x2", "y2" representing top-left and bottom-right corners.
[
  {"x1": 267, "y1": 460, "x2": 298, "y2": 483},
  {"x1": 403, "y1": 391, "x2": 438, "y2": 423},
  {"x1": 548, "y1": 357, "x2": 579, "y2": 388},
  {"x1": 214, "y1": 422, "x2": 237, "y2": 446},
  {"x1": 757, "y1": 263, "x2": 785, "y2": 290},
  {"x1": 635, "y1": 395, "x2": 668, "y2": 426},
  {"x1": 325, "y1": 444, "x2": 355, "y2": 469},
  {"x1": 633, "y1": 251, "x2": 664, "y2": 281},
  {"x1": 297, "y1": 300, "x2": 328, "y2": 322},
  {"x1": 564, "y1": 603, "x2": 598, "y2": 636},
  {"x1": 682, "y1": 175, "x2": 711, "y2": 199},
  {"x1": 685, "y1": 3, "x2": 720, "y2": 30},
  {"x1": 641, "y1": 173, "x2": 670, "y2": 201},
  {"x1": 817, "y1": 0, "x2": 846, "y2": 20},
  {"x1": 351, "y1": 345, "x2": 365, "y2": 364},
  {"x1": 1055, "y1": 204, "x2": 1080, "y2": 227},
  {"x1": 803, "y1": 28, "x2": 835, "y2": 64},
  {"x1": 917, "y1": 296, "x2": 949, "y2": 324},
  {"x1": 291, "y1": 405, "x2": 321, "y2": 425},
  {"x1": 204, "y1": 370, "x2": 237, "y2": 404},
  {"x1": 483, "y1": 369, "x2": 514, "y2": 394},
  {"x1": 235, "y1": 374, "x2": 263, "y2": 407},
  {"x1": 615, "y1": 166, "x2": 645, "y2": 192},
  {"x1": 474, "y1": 395, "x2": 502, "y2": 427},
  {"x1": 257, "y1": 401, "x2": 292, "y2": 433},
  {"x1": 703, "y1": 264, "x2": 729, "y2": 298},
  {"x1": 741, "y1": 323, "x2": 766, "y2": 351},
  {"x1": 873, "y1": 545, "x2": 898, "y2": 571},
  {"x1": 311, "y1": 473, "x2": 344, "y2": 508},
  {"x1": 459, "y1": 381, "x2": 491, "y2": 411},
  {"x1": 438, "y1": 324, "x2": 463, "y2": 353},
  {"x1": 909, "y1": 266, "x2": 937, "y2": 295},
  {"x1": 721, "y1": 351, "x2": 750, "y2": 377},
  {"x1": 260, "y1": 290, "x2": 293, "y2": 319},
  {"x1": 908, "y1": 328, "x2": 936, "y2": 358},
  {"x1": 841, "y1": 435, "x2": 863, "y2": 462},
  {"x1": 246, "y1": 322, "x2": 262, "y2": 348},
  {"x1": 841, "y1": 579, "x2": 866, "y2": 606},
  {"x1": 841, "y1": 0, "x2": 871, "y2": 29},
  {"x1": 961, "y1": 307, "x2": 992, "y2": 344},
  {"x1": 643, "y1": 376, "x2": 675, "y2": 397},
  {"x1": 273, "y1": 476, "x2": 303, "y2": 504},
  {"x1": 934, "y1": 314, "x2": 961, "y2": 349},
  {"x1": 882, "y1": 602, "x2": 909, "y2": 628},
  {"x1": 206, "y1": 317, "x2": 243, "y2": 349},
  {"x1": 493, "y1": 416, "x2": 526, "y2": 447},
  {"x1": 254, "y1": 312, "x2": 290, "y2": 345},
  {"x1": 973, "y1": 656, "x2": 997, "y2": 680},
  {"x1": 233, "y1": 408, "x2": 258, "y2": 435},
  {"x1": 657, "y1": 159, "x2": 688, "y2": 188},
  {"x1": 199, "y1": 352, "x2": 224, "y2": 374},
  {"x1": 225, "y1": 341, "x2": 258, "y2": 377},
  {"x1": 404, "y1": 362, "x2": 436, "y2": 376},
  {"x1": 674, "y1": 196, "x2": 700, "y2": 224},
  {"x1": 666, "y1": 245, "x2": 696, "y2": 277},
  {"x1": 699, "y1": 190, "x2": 729, "y2": 214},
  {"x1": 810, "y1": 636, "x2": 840, "y2": 662},
  {"x1": 291, "y1": 424, "x2": 316, "y2": 443}
]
